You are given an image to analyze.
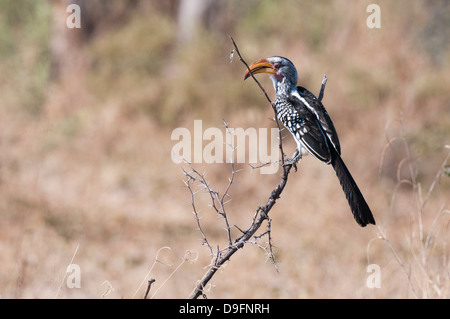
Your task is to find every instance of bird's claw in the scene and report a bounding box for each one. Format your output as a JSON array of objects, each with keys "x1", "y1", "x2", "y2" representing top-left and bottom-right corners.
[{"x1": 283, "y1": 150, "x2": 302, "y2": 171}]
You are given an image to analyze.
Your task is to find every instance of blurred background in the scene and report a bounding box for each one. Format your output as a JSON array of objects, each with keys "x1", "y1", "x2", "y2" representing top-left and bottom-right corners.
[{"x1": 0, "y1": 0, "x2": 449, "y2": 298}]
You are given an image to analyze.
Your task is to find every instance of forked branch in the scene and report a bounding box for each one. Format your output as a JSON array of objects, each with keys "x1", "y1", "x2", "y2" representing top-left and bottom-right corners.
[{"x1": 186, "y1": 37, "x2": 328, "y2": 299}]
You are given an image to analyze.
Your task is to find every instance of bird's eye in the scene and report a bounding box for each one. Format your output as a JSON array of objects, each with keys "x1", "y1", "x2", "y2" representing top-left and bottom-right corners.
[{"x1": 274, "y1": 63, "x2": 281, "y2": 69}]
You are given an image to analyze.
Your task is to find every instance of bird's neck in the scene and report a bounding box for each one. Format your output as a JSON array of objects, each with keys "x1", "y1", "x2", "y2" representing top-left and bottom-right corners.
[
  {"x1": 273, "y1": 77, "x2": 296, "y2": 98},
  {"x1": 273, "y1": 78, "x2": 298, "y2": 116}
]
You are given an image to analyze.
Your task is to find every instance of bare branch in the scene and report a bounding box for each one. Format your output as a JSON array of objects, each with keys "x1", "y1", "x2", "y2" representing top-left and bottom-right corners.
[
  {"x1": 187, "y1": 37, "x2": 330, "y2": 299},
  {"x1": 143, "y1": 279, "x2": 156, "y2": 299},
  {"x1": 229, "y1": 36, "x2": 273, "y2": 105},
  {"x1": 318, "y1": 75, "x2": 328, "y2": 102},
  {"x1": 229, "y1": 35, "x2": 287, "y2": 167},
  {"x1": 182, "y1": 120, "x2": 240, "y2": 255},
  {"x1": 183, "y1": 169, "x2": 215, "y2": 256}
]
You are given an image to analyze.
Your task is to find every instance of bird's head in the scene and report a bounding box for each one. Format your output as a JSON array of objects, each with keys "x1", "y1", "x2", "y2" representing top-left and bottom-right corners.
[{"x1": 244, "y1": 56, "x2": 298, "y2": 92}]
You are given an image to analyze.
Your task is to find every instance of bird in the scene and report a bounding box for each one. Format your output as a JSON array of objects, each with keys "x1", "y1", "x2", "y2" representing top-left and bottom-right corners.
[{"x1": 244, "y1": 56, "x2": 375, "y2": 227}]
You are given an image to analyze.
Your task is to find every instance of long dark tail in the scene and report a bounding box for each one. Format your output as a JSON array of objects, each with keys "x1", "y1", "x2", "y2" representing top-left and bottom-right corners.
[{"x1": 330, "y1": 149, "x2": 375, "y2": 227}]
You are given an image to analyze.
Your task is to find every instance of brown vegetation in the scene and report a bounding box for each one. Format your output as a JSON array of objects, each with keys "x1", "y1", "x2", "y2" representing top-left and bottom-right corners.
[{"x1": 0, "y1": 0, "x2": 448, "y2": 298}]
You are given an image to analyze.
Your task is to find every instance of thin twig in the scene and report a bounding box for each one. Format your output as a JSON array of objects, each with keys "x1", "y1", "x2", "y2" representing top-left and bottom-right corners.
[
  {"x1": 229, "y1": 36, "x2": 287, "y2": 167},
  {"x1": 229, "y1": 36, "x2": 272, "y2": 105},
  {"x1": 183, "y1": 120, "x2": 238, "y2": 251},
  {"x1": 220, "y1": 120, "x2": 239, "y2": 246},
  {"x1": 183, "y1": 169, "x2": 215, "y2": 256},
  {"x1": 377, "y1": 227, "x2": 419, "y2": 298},
  {"x1": 55, "y1": 243, "x2": 80, "y2": 299},
  {"x1": 132, "y1": 246, "x2": 171, "y2": 299},
  {"x1": 318, "y1": 75, "x2": 328, "y2": 102},
  {"x1": 151, "y1": 250, "x2": 197, "y2": 299},
  {"x1": 144, "y1": 279, "x2": 156, "y2": 299}
]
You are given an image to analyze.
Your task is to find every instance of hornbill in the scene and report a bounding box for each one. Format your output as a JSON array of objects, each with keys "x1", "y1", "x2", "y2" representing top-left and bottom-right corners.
[{"x1": 244, "y1": 56, "x2": 375, "y2": 227}]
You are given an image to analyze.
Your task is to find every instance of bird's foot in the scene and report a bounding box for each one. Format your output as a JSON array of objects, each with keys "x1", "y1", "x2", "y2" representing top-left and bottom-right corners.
[{"x1": 283, "y1": 150, "x2": 302, "y2": 171}]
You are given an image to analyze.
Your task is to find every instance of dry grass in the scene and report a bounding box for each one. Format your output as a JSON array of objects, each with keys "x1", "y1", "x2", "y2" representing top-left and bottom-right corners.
[{"x1": 0, "y1": 0, "x2": 449, "y2": 298}]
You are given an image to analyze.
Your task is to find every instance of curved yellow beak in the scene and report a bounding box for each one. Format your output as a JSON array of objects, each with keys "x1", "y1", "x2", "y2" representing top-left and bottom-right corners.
[{"x1": 243, "y1": 59, "x2": 276, "y2": 80}]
